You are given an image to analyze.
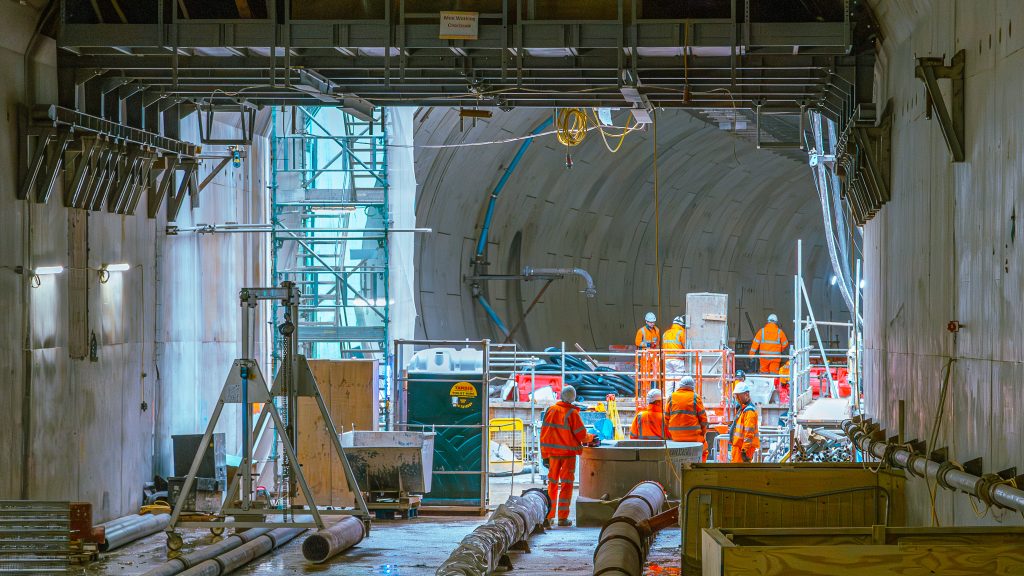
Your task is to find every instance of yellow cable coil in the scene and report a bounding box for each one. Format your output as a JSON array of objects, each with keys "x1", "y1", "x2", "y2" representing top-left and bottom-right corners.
[{"x1": 554, "y1": 108, "x2": 588, "y2": 147}]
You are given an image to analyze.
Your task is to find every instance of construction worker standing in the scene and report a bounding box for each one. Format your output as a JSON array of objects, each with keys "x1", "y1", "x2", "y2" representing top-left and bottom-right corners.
[
  {"x1": 667, "y1": 376, "x2": 709, "y2": 462},
  {"x1": 750, "y1": 313, "x2": 789, "y2": 374},
  {"x1": 729, "y1": 382, "x2": 760, "y2": 463},
  {"x1": 662, "y1": 316, "x2": 687, "y2": 393},
  {"x1": 630, "y1": 388, "x2": 667, "y2": 440},
  {"x1": 635, "y1": 312, "x2": 660, "y2": 349},
  {"x1": 540, "y1": 385, "x2": 594, "y2": 526}
]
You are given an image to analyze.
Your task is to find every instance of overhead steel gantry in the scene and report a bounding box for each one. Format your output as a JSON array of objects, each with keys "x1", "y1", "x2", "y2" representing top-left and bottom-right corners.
[{"x1": 55, "y1": 0, "x2": 875, "y2": 114}]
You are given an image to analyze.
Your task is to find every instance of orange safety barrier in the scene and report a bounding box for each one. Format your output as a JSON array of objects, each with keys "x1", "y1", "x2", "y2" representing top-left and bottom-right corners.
[{"x1": 635, "y1": 348, "x2": 736, "y2": 425}]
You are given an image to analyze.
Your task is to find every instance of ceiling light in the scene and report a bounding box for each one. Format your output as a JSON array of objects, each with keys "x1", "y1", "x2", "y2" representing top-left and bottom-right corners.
[
  {"x1": 34, "y1": 266, "x2": 64, "y2": 275},
  {"x1": 103, "y1": 263, "x2": 131, "y2": 272}
]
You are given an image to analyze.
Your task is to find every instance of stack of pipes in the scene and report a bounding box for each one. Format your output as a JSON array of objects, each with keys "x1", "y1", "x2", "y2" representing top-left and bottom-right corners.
[
  {"x1": 436, "y1": 489, "x2": 550, "y2": 575},
  {"x1": 99, "y1": 513, "x2": 170, "y2": 552}
]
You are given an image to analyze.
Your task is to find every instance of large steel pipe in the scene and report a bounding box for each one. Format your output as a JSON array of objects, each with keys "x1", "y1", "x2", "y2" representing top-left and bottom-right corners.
[
  {"x1": 177, "y1": 528, "x2": 305, "y2": 576},
  {"x1": 100, "y1": 513, "x2": 171, "y2": 552},
  {"x1": 436, "y1": 488, "x2": 550, "y2": 576},
  {"x1": 302, "y1": 516, "x2": 366, "y2": 563},
  {"x1": 139, "y1": 529, "x2": 271, "y2": 576},
  {"x1": 843, "y1": 419, "x2": 1024, "y2": 513},
  {"x1": 592, "y1": 481, "x2": 666, "y2": 576}
]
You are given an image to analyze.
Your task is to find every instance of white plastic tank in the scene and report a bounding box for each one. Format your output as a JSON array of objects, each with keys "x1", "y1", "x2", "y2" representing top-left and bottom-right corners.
[{"x1": 406, "y1": 347, "x2": 484, "y2": 374}]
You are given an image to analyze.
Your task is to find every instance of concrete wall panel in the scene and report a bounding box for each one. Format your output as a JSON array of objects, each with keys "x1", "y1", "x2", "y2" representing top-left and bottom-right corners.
[{"x1": 866, "y1": 0, "x2": 1024, "y2": 525}]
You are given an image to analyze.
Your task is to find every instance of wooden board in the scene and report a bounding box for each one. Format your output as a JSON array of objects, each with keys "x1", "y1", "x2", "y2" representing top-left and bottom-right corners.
[
  {"x1": 295, "y1": 359, "x2": 378, "y2": 508},
  {"x1": 681, "y1": 463, "x2": 906, "y2": 570},
  {"x1": 702, "y1": 526, "x2": 1024, "y2": 576}
]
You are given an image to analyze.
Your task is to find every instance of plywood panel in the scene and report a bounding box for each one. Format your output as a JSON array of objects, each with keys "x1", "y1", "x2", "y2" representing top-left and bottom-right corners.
[
  {"x1": 680, "y1": 463, "x2": 905, "y2": 569},
  {"x1": 296, "y1": 360, "x2": 379, "y2": 508}
]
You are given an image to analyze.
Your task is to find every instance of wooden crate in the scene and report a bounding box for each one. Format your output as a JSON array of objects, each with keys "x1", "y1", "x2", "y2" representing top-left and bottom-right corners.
[
  {"x1": 680, "y1": 463, "x2": 905, "y2": 571},
  {"x1": 702, "y1": 525, "x2": 1024, "y2": 576},
  {"x1": 296, "y1": 359, "x2": 379, "y2": 508}
]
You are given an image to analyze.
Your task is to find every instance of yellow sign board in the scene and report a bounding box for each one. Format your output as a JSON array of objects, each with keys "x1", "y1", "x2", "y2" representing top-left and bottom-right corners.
[
  {"x1": 450, "y1": 381, "x2": 478, "y2": 409},
  {"x1": 439, "y1": 11, "x2": 479, "y2": 41}
]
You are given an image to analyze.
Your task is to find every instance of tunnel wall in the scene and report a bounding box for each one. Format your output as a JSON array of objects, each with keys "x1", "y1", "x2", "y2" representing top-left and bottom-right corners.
[
  {"x1": 0, "y1": 2, "x2": 267, "y2": 521},
  {"x1": 414, "y1": 107, "x2": 848, "y2": 353},
  {"x1": 865, "y1": 0, "x2": 1024, "y2": 526}
]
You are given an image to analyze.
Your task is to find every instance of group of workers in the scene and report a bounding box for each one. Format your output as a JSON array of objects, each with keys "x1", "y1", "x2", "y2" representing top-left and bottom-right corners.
[
  {"x1": 537, "y1": 312, "x2": 786, "y2": 526},
  {"x1": 628, "y1": 372, "x2": 759, "y2": 463},
  {"x1": 637, "y1": 311, "x2": 790, "y2": 375}
]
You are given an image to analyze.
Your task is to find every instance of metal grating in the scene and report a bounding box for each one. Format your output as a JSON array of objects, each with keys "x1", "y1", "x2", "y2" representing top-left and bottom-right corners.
[{"x1": 0, "y1": 501, "x2": 70, "y2": 574}]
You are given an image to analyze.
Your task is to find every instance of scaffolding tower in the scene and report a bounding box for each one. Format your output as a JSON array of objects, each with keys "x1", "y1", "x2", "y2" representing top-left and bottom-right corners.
[{"x1": 271, "y1": 107, "x2": 389, "y2": 364}]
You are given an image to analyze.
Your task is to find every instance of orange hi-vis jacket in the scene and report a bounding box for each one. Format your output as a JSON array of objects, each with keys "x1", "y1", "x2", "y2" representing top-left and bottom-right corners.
[
  {"x1": 666, "y1": 388, "x2": 708, "y2": 442},
  {"x1": 662, "y1": 325, "x2": 686, "y2": 351},
  {"x1": 635, "y1": 325, "x2": 660, "y2": 349},
  {"x1": 729, "y1": 403, "x2": 760, "y2": 462},
  {"x1": 751, "y1": 322, "x2": 789, "y2": 356},
  {"x1": 540, "y1": 401, "x2": 590, "y2": 458},
  {"x1": 630, "y1": 401, "x2": 667, "y2": 440}
]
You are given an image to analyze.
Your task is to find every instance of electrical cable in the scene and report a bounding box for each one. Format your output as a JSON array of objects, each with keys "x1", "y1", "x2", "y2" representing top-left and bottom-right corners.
[{"x1": 554, "y1": 108, "x2": 589, "y2": 147}]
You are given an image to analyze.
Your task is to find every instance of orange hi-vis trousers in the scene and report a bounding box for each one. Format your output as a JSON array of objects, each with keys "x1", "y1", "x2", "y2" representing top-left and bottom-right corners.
[{"x1": 547, "y1": 455, "x2": 576, "y2": 520}]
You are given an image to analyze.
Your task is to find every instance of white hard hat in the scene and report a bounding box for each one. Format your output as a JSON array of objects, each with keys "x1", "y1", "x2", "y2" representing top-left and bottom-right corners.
[
  {"x1": 646, "y1": 388, "x2": 662, "y2": 404},
  {"x1": 733, "y1": 382, "x2": 751, "y2": 395},
  {"x1": 679, "y1": 376, "x2": 696, "y2": 389},
  {"x1": 645, "y1": 312, "x2": 657, "y2": 323},
  {"x1": 561, "y1": 385, "x2": 577, "y2": 403},
  {"x1": 673, "y1": 315, "x2": 685, "y2": 326},
  {"x1": 767, "y1": 313, "x2": 778, "y2": 323}
]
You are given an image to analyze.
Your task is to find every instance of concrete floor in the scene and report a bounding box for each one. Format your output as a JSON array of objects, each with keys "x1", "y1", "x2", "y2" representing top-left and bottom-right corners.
[{"x1": 85, "y1": 477, "x2": 683, "y2": 576}]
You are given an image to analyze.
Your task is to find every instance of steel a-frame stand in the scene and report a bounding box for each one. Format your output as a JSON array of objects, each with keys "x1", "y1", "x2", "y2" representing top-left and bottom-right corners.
[{"x1": 165, "y1": 282, "x2": 370, "y2": 550}]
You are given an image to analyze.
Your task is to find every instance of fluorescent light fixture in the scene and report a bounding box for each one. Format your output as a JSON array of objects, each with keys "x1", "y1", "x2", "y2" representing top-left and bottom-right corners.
[
  {"x1": 860, "y1": 279, "x2": 866, "y2": 289},
  {"x1": 830, "y1": 275, "x2": 837, "y2": 286},
  {"x1": 34, "y1": 266, "x2": 64, "y2": 275},
  {"x1": 103, "y1": 263, "x2": 131, "y2": 272}
]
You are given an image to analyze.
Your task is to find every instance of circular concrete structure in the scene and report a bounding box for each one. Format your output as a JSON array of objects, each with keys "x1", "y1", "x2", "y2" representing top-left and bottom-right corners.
[{"x1": 579, "y1": 439, "x2": 704, "y2": 500}]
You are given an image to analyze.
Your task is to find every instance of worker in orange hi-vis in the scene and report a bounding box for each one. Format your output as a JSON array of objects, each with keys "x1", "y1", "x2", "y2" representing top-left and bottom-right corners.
[
  {"x1": 729, "y1": 382, "x2": 760, "y2": 463},
  {"x1": 630, "y1": 388, "x2": 668, "y2": 440},
  {"x1": 662, "y1": 316, "x2": 687, "y2": 394},
  {"x1": 540, "y1": 385, "x2": 596, "y2": 527},
  {"x1": 635, "y1": 312, "x2": 661, "y2": 392},
  {"x1": 750, "y1": 313, "x2": 789, "y2": 374},
  {"x1": 666, "y1": 376, "x2": 709, "y2": 462},
  {"x1": 635, "y1": 312, "x2": 660, "y2": 350}
]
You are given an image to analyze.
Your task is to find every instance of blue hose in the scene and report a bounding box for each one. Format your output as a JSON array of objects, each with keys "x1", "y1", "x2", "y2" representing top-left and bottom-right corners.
[{"x1": 474, "y1": 117, "x2": 553, "y2": 257}]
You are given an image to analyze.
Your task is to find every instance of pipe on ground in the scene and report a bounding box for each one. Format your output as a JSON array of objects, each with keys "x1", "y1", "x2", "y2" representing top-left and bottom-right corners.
[
  {"x1": 436, "y1": 488, "x2": 550, "y2": 576},
  {"x1": 177, "y1": 528, "x2": 305, "y2": 576},
  {"x1": 100, "y1": 513, "x2": 171, "y2": 552},
  {"x1": 302, "y1": 516, "x2": 366, "y2": 563},
  {"x1": 592, "y1": 481, "x2": 666, "y2": 576},
  {"x1": 139, "y1": 529, "x2": 271, "y2": 576},
  {"x1": 843, "y1": 419, "x2": 1024, "y2": 513}
]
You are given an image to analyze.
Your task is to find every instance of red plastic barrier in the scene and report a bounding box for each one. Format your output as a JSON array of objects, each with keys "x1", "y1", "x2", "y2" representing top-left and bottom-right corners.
[{"x1": 512, "y1": 374, "x2": 563, "y2": 401}]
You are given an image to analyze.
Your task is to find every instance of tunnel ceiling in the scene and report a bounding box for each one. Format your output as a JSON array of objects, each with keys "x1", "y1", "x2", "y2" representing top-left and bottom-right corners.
[{"x1": 413, "y1": 107, "x2": 847, "y2": 349}]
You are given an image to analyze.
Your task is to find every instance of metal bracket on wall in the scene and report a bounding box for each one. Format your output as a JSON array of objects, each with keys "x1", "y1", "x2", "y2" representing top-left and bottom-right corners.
[
  {"x1": 834, "y1": 100, "x2": 892, "y2": 225},
  {"x1": 915, "y1": 50, "x2": 965, "y2": 162},
  {"x1": 166, "y1": 161, "x2": 199, "y2": 222}
]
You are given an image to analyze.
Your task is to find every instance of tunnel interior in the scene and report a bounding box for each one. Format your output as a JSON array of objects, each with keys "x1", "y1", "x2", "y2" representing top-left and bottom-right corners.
[{"x1": 413, "y1": 107, "x2": 848, "y2": 350}]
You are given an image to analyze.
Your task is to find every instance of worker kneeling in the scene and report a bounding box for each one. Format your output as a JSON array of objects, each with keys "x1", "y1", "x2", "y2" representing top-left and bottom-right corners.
[
  {"x1": 729, "y1": 382, "x2": 760, "y2": 462},
  {"x1": 540, "y1": 385, "x2": 596, "y2": 527},
  {"x1": 629, "y1": 388, "x2": 667, "y2": 440},
  {"x1": 666, "y1": 376, "x2": 709, "y2": 462}
]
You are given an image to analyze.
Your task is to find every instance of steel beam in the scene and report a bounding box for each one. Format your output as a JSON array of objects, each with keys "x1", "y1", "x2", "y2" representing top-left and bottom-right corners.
[
  {"x1": 915, "y1": 50, "x2": 965, "y2": 162},
  {"x1": 33, "y1": 105, "x2": 199, "y2": 158}
]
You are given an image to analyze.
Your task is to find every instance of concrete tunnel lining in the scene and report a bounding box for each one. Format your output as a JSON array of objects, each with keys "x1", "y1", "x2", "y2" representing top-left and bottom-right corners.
[{"x1": 413, "y1": 107, "x2": 848, "y2": 350}]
